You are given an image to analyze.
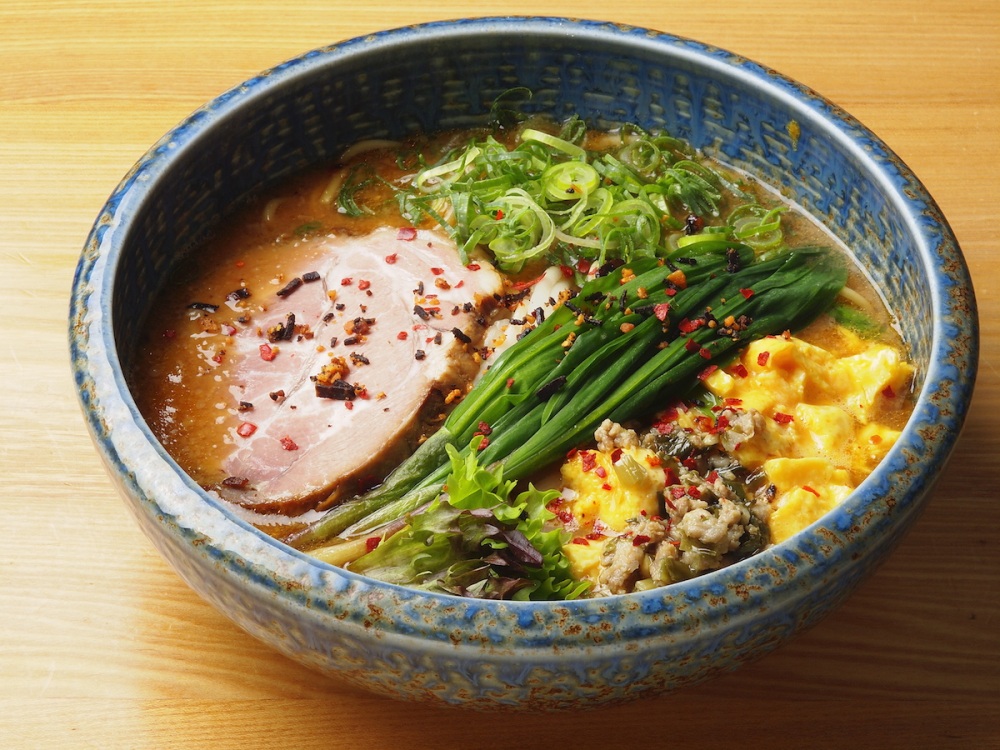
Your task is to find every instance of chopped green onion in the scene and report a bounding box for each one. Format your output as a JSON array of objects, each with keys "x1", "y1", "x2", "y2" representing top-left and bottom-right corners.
[
  {"x1": 542, "y1": 161, "x2": 600, "y2": 202},
  {"x1": 520, "y1": 127, "x2": 587, "y2": 159}
]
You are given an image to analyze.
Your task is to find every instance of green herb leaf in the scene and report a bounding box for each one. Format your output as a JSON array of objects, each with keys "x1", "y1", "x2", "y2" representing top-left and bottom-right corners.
[{"x1": 349, "y1": 442, "x2": 588, "y2": 600}]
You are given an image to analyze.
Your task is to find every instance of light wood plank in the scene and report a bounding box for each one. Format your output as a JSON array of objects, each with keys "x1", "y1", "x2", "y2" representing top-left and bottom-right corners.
[{"x1": 2, "y1": 0, "x2": 997, "y2": 746}]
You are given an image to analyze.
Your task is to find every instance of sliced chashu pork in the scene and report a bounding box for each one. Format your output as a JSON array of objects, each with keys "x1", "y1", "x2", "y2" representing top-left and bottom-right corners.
[{"x1": 217, "y1": 226, "x2": 502, "y2": 514}]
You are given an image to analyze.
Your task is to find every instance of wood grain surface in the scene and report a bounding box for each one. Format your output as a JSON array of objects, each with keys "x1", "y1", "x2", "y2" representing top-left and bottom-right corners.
[{"x1": 1, "y1": 1, "x2": 997, "y2": 747}]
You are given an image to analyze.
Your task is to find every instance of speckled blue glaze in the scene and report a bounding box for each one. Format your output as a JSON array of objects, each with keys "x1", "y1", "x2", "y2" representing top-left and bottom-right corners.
[{"x1": 69, "y1": 18, "x2": 978, "y2": 709}]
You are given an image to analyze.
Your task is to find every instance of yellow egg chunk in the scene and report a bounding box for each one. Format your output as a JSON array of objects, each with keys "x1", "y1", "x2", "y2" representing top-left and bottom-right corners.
[
  {"x1": 559, "y1": 446, "x2": 664, "y2": 531},
  {"x1": 557, "y1": 446, "x2": 666, "y2": 583},
  {"x1": 561, "y1": 540, "x2": 605, "y2": 583},
  {"x1": 791, "y1": 403, "x2": 854, "y2": 459},
  {"x1": 854, "y1": 422, "x2": 902, "y2": 474},
  {"x1": 839, "y1": 345, "x2": 915, "y2": 424},
  {"x1": 764, "y1": 457, "x2": 854, "y2": 543}
]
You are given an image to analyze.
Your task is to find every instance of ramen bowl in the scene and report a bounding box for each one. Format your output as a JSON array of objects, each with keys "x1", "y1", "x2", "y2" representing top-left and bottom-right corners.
[{"x1": 69, "y1": 18, "x2": 977, "y2": 709}]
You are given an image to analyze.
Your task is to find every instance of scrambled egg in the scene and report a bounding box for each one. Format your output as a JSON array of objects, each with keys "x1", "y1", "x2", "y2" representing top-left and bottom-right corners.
[
  {"x1": 702, "y1": 330, "x2": 913, "y2": 543},
  {"x1": 558, "y1": 446, "x2": 666, "y2": 582},
  {"x1": 556, "y1": 326, "x2": 914, "y2": 580}
]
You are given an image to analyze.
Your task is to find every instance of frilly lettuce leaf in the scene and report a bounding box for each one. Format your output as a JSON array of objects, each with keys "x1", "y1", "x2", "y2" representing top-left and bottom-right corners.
[{"x1": 349, "y1": 441, "x2": 589, "y2": 600}]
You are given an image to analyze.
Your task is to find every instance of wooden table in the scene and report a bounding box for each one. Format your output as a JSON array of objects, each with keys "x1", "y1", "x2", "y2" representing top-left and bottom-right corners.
[{"x1": 2, "y1": 1, "x2": 997, "y2": 746}]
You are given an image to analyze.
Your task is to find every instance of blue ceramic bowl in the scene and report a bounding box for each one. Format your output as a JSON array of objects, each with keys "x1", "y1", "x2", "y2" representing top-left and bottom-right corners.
[{"x1": 69, "y1": 18, "x2": 978, "y2": 708}]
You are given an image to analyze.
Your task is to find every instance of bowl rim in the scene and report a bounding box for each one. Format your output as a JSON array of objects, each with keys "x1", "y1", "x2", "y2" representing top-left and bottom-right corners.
[{"x1": 70, "y1": 16, "x2": 979, "y2": 644}]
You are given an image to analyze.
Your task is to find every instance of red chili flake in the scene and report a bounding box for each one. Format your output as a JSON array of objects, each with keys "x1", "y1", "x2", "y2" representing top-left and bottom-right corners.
[
  {"x1": 685, "y1": 339, "x2": 700, "y2": 353},
  {"x1": 602, "y1": 483, "x2": 613, "y2": 491},
  {"x1": 557, "y1": 509, "x2": 574, "y2": 524},
  {"x1": 358, "y1": 279, "x2": 371, "y2": 291},
  {"x1": 595, "y1": 466, "x2": 608, "y2": 479},
  {"x1": 236, "y1": 422, "x2": 257, "y2": 438},
  {"x1": 466, "y1": 262, "x2": 481, "y2": 271},
  {"x1": 344, "y1": 401, "x2": 354, "y2": 410},
  {"x1": 477, "y1": 437, "x2": 490, "y2": 451},
  {"x1": 430, "y1": 267, "x2": 444, "y2": 276},
  {"x1": 580, "y1": 451, "x2": 597, "y2": 472},
  {"x1": 566, "y1": 448, "x2": 579, "y2": 460},
  {"x1": 664, "y1": 287, "x2": 677, "y2": 297},
  {"x1": 212, "y1": 351, "x2": 225, "y2": 363},
  {"x1": 340, "y1": 277, "x2": 353, "y2": 286},
  {"x1": 586, "y1": 531, "x2": 607, "y2": 541},
  {"x1": 774, "y1": 412, "x2": 795, "y2": 424},
  {"x1": 494, "y1": 209, "x2": 505, "y2": 220},
  {"x1": 384, "y1": 253, "x2": 398, "y2": 264},
  {"x1": 455, "y1": 280, "x2": 464, "y2": 288},
  {"x1": 508, "y1": 273, "x2": 545, "y2": 292},
  {"x1": 682, "y1": 456, "x2": 699, "y2": 470},
  {"x1": 476, "y1": 421, "x2": 493, "y2": 436},
  {"x1": 697, "y1": 364, "x2": 718, "y2": 381},
  {"x1": 706, "y1": 470, "x2": 720, "y2": 483},
  {"x1": 660, "y1": 405, "x2": 680, "y2": 423},
  {"x1": 632, "y1": 535, "x2": 651, "y2": 546},
  {"x1": 699, "y1": 347, "x2": 712, "y2": 360},
  {"x1": 397, "y1": 331, "x2": 408, "y2": 340},
  {"x1": 882, "y1": 384, "x2": 896, "y2": 398},
  {"x1": 221, "y1": 324, "x2": 237, "y2": 336},
  {"x1": 732, "y1": 364, "x2": 749, "y2": 378},
  {"x1": 803, "y1": 485, "x2": 821, "y2": 497},
  {"x1": 365, "y1": 537, "x2": 381, "y2": 552},
  {"x1": 739, "y1": 287, "x2": 755, "y2": 299},
  {"x1": 280, "y1": 436, "x2": 299, "y2": 451},
  {"x1": 687, "y1": 487, "x2": 702, "y2": 499},
  {"x1": 670, "y1": 486, "x2": 687, "y2": 499},
  {"x1": 678, "y1": 318, "x2": 701, "y2": 333},
  {"x1": 571, "y1": 537, "x2": 589, "y2": 546},
  {"x1": 653, "y1": 302, "x2": 671, "y2": 321},
  {"x1": 397, "y1": 226, "x2": 418, "y2": 241},
  {"x1": 610, "y1": 448, "x2": 623, "y2": 463},
  {"x1": 259, "y1": 343, "x2": 277, "y2": 361},
  {"x1": 725, "y1": 397, "x2": 744, "y2": 407},
  {"x1": 757, "y1": 350, "x2": 771, "y2": 367},
  {"x1": 560, "y1": 265, "x2": 575, "y2": 278},
  {"x1": 646, "y1": 454, "x2": 662, "y2": 468},
  {"x1": 506, "y1": 377, "x2": 515, "y2": 389}
]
